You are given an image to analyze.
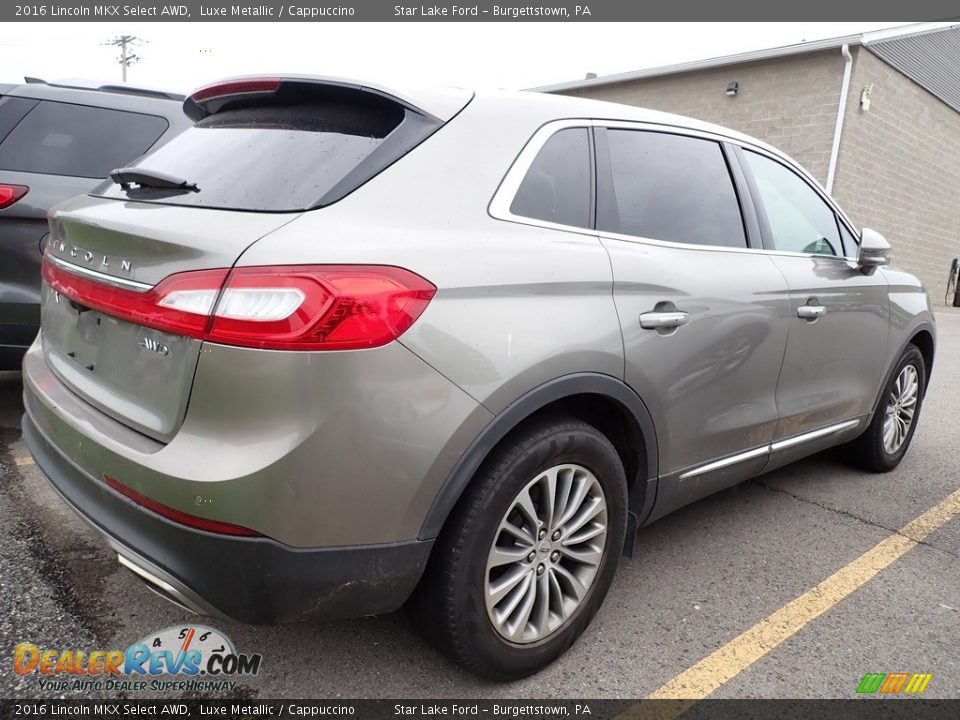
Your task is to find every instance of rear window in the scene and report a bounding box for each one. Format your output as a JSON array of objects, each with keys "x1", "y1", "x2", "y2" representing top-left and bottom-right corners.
[
  {"x1": 0, "y1": 100, "x2": 168, "y2": 179},
  {"x1": 97, "y1": 96, "x2": 427, "y2": 212}
]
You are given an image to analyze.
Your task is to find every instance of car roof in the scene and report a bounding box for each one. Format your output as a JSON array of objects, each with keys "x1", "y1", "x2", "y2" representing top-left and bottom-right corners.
[
  {"x1": 5, "y1": 77, "x2": 187, "y2": 117},
  {"x1": 475, "y1": 87, "x2": 785, "y2": 155},
  {"x1": 220, "y1": 74, "x2": 788, "y2": 164}
]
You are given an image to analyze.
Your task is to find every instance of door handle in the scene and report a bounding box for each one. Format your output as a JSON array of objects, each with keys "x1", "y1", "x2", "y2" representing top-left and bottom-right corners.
[
  {"x1": 797, "y1": 304, "x2": 826, "y2": 320},
  {"x1": 639, "y1": 311, "x2": 689, "y2": 329}
]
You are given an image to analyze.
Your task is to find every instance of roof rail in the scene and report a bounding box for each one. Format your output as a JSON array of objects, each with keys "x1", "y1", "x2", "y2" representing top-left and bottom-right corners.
[
  {"x1": 97, "y1": 84, "x2": 185, "y2": 101},
  {"x1": 21, "y1": 76, "x2": 183, "y2": 101}
]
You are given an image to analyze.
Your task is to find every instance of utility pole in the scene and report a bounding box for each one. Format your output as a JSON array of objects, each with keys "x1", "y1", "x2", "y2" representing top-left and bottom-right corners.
[{"x1": 102, "y1": 35, "x2": 143, "y2": 82}]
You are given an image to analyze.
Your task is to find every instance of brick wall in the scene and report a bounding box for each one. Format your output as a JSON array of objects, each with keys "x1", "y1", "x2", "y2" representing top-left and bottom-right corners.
[
  {"x1": 558, "y1": 47, "x2": 960, "y2": 304},
  {"x1": 560, "y1": 52, "x2": 845, "y2": 184},
  {"x1": 832, "y1": 47, "x2": 960, "y2": 304}
]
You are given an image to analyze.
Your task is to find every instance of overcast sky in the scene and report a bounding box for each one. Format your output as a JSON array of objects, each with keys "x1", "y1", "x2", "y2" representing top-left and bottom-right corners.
[{"x1": 0, "y1": 22, "x2": 939, "y2": 93}]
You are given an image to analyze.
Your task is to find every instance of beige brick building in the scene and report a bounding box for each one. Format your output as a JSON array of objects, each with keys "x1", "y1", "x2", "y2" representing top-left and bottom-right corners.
[{"x1": 540, "y1": 24, "x2": 960, "y2": 305}]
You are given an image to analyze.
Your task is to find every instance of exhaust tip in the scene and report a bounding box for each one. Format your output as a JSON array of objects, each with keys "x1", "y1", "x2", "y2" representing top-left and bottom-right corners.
[{"x1": 116, "y1": 553, "x2": 217, "y2": 618}]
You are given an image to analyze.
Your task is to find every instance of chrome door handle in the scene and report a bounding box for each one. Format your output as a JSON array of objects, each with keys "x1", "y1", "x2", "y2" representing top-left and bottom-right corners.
[
  {"x1": 640, "y1": 311, "x2": 689, "y2": 329},
  {"x1": 797, "y1": 305, "x2": 826, "y2": 319}
]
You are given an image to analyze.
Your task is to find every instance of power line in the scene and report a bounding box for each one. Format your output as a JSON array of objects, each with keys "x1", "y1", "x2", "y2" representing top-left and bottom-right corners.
[{"x1": 101, "y1": 35, "x2": 144, "y2": 82}]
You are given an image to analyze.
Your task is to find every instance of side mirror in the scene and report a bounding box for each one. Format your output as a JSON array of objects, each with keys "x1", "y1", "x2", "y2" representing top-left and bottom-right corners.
[{"x1": 858, "y1": 227, "x2": 891, "y2": 274}]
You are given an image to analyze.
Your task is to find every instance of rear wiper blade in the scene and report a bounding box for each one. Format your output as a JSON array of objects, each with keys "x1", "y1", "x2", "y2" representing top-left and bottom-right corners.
[{"x1": 109, "y1": 167, "x2": 199, "y2": 192}]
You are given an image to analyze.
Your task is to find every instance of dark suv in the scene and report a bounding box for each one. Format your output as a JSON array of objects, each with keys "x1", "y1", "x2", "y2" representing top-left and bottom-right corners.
[{"x1": 0, "y1": 78, "x2": 191, "y2": 369}]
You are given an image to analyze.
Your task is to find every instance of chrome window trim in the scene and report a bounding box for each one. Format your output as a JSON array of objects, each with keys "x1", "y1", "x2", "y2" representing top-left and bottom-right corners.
[
  {"x1": 678, "y1": 419, "x2": 862, "y2": 480},
  {"x1": 489, "y1": 117, "x2": 861, "y2": 262},
  {"x1": 46, "y1": 253, "x2": 153, "y2": 293},
  {"x1": 599, "y1": 228, "x2": 860, "y2": 263},
  {"x1": 488, "y1": 118, "x2": 597, "y2": 237}
]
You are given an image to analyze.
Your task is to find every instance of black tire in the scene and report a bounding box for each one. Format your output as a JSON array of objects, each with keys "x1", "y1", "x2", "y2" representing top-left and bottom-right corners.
[
  {"x1": 409, "y1": 416, "x2": 628, "y2": 680},
  {"x1": 838, "y1": 345, "x2": 926, "y2": 473}
]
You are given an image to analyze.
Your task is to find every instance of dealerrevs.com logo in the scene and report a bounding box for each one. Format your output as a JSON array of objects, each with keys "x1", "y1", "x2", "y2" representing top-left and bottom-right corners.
[{"x1": 13, "y1": 625, "x2": 262, "y2": 693}]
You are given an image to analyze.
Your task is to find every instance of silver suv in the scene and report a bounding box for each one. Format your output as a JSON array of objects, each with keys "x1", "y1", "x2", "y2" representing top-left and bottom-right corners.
[{"x1": 22, "y1": 75, "x2": 935, "y2": 679}]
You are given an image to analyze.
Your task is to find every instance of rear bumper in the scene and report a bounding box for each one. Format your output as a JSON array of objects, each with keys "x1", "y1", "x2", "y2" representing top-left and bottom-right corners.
[{"x1": 23, "y1": 412, "x2": 434, "y2": 624}]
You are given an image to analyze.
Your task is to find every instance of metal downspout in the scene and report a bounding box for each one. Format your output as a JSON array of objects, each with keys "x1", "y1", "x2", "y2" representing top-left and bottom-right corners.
[{"x1": 826, "y1": 43, "x2": 854, "y2": 195}]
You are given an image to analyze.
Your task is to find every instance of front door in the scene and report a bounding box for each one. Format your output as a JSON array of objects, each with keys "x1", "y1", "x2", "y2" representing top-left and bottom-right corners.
[{"x1": 737, "y1": 149, "x2": 890, "y2": 469}]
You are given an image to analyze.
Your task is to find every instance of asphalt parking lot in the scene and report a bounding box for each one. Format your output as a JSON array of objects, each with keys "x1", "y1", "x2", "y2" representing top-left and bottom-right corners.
[{"x1": 1, "y1": 309, "x2": 958, "y2": 700}]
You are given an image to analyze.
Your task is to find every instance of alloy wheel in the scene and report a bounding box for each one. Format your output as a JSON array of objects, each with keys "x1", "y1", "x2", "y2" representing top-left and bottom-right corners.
[
  {"x1": 484, "y1": 464, "x2": 608, "y2": 644},
  {"x1": 883, "y1": 364, "x2": 919, "y2": 455}
]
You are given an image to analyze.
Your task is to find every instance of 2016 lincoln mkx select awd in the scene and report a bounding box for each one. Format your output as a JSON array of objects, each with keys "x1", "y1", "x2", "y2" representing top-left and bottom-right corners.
[{"x1": 22, "y1": 75, "x2": 936, "y2": 679}]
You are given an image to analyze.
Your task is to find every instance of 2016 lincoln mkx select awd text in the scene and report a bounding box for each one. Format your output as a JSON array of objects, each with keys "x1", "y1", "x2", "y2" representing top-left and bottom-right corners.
[{"x1": 21, "y1": 75, "x2": 935, "y2": 679}]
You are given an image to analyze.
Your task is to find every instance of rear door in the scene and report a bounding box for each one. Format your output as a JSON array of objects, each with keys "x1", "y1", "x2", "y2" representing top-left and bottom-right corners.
[
  {"x1": 736, "y1": 148, "x2": 889, "y2": 469},
  {"x1": 596, "y1": 126, "x2": 791, "y2": 519}
]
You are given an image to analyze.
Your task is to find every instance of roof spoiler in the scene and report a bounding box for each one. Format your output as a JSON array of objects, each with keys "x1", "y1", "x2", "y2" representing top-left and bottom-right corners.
[{"x1": 183, "y1": 74, "x2": 472, "y2": 123}]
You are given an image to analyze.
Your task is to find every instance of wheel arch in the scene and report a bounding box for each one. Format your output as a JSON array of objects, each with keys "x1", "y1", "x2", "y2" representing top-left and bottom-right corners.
[
  {"x1": 909, "y1": 327, "x2": 935, "y2": 391},
  {"x1": 868, "y1": 320, "x2": 937, "y2": 418},
  {"x1": 418, "y1": 372, "x2": 659, "y2": 544}
]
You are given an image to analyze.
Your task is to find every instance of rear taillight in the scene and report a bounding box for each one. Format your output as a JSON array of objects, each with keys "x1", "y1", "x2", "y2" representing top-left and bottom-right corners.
[
  {"x1": 208, "y1": 265, "x2": 436, "y2": 350},
  {"x1": 0, "y1": 184, "x2": 29, "y2": 209},
  {"x1": 104, "y1": 475, "x2": 263, "y2": 538},
  {"x1": 42, "y1": 260, "x2": 229, "y2": 339},
  {"x1": 42, "y1": 258, "x2": 436, "y2": 351}
]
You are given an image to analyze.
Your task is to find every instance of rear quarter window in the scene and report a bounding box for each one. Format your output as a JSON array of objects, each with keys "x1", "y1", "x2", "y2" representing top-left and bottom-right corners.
[
  {"x1": 509, "y1": 128, "x2": 591, "y2": 229},
  {"x1": 0, "y1": 100, "x2": 168, "y2": 179}
]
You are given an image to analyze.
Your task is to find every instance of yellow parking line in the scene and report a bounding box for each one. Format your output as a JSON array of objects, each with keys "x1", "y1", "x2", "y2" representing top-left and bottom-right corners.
[
  {"x1": 14, "y1": 456, "x2": 34, "y2": 467},
  {"x1": 641, "y1": 487, "x2": 960, "y2": 702}
]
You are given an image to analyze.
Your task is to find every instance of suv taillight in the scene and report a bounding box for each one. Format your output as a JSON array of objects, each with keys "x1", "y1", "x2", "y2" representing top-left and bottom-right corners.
[
  {"x1": 41, "y1": 259, "x2": 436, "y2": 350},
  {"x1": 0, "y1": 184, "x2": 29, "y2": 209}
]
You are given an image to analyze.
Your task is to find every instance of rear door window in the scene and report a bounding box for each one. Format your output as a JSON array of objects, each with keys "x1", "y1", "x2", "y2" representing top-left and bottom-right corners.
[
  {"x1": 510, "y1": 128, "x2": 591, "y2": 229},
  {"x1": 599, "y1": 129, "x2": 747, "y2": 248},
  {"x1": 0, "y1": 100, "x2": 168, "y2": 179}
]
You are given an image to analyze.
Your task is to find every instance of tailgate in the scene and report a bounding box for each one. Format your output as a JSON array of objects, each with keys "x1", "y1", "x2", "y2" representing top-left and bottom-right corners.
[{"x1": 41, "y1": 195, "x2": 299, "y2": 442}]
